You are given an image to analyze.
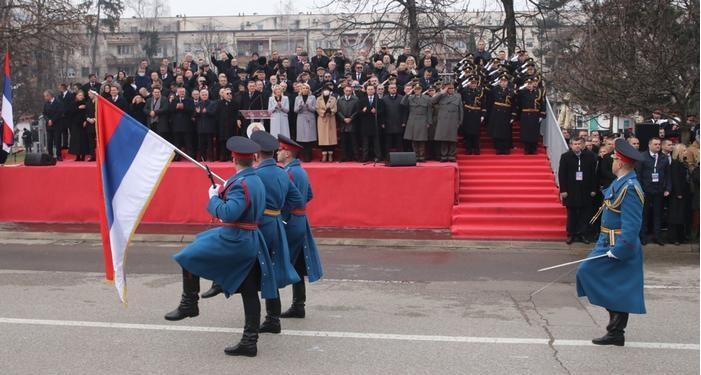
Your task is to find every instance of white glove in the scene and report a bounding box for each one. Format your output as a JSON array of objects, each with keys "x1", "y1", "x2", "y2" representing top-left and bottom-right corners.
[
  {"x1": 606, "y1": 250, "x2": 617, "y2": 259},
  {"x1": 208, "y1": 184, "x2": 221, "y2": 199}
]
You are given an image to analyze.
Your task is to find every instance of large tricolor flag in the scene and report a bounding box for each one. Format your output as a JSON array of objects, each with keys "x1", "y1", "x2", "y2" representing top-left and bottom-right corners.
[
  {"x1": 95, "y1": 95, "x2": 176, "y2": 303},
  {"x1": 1, "y1": 52, "x2": 13, "y2": 152}
]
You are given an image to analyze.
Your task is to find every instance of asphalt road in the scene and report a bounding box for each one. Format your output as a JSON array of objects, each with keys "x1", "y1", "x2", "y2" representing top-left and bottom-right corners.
[{"x1": 0, "y1": 239, "x2": 698, "y2": 374}]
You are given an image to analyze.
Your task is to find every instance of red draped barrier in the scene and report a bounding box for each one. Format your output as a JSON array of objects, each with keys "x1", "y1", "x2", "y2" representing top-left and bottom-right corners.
[{"x1": 0, "y1": 161, "x2": 456, "y2": 229}]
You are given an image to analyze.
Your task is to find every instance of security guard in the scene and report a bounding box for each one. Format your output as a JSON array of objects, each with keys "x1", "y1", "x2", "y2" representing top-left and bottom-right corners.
[
  {"x1": 250, "y1": 130, "x2": 304, "y2": 334},
  {"x1": 576, "y1": 138, "x2": 646, "y2": 346},
  {"x1": 277, "y1": 134, "x2": 324, "y2": 319},
  {"x1": 167, "y1": 136, "x2": 277, "y2": 357}
]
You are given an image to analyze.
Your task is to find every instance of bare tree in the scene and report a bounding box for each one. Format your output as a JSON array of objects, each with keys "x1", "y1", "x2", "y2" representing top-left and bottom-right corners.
[
  {"x1": 126, "y1": 0, "x2": 169, "y2": 64},
  {"x1": 547, "y1": 0, "x2": 699, "y2": 137},
  {"x1": 320, "y1": 0, "x2": 475, "y2": 56},
  {"x1": 0, "y1": 0, "x2": 87, "y2": 115},
  {"x1": 79, "y1": 0, "x2": 124, "y2": 73}
]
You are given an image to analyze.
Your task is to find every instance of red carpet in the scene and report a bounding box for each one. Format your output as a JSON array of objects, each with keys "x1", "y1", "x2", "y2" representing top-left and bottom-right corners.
[
  {"x1": 0, "y1": 160, "x2": 456, "y2": 229},
  {"x1": 452, "y1": 124, "x2": 567, "y2": 240}
]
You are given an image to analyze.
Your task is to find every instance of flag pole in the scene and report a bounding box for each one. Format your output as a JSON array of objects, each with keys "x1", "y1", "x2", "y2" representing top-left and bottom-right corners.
[{"x1": 94, "y1": 93, "x2": 227, "y2": 184}]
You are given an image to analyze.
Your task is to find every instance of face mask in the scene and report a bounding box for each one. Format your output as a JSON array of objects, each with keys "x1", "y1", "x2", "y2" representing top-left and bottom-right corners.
[{"x1": 323, "y1": 90, "x2": 330, "y2": 96}]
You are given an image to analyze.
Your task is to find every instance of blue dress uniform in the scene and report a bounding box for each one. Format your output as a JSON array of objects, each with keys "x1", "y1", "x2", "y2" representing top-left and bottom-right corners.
[
  {"x1": 250, "y1": 131, "x2": 304, "y2": 333},
  {"x1": 576, "y1": 139, "x2": 646, "y2": 346},
  {"x1": 256, "y1": 157, "x2": 304, "y2": 288},
  {"x1": 173, "y1": 167, "x2": 277, "y2": 299}
]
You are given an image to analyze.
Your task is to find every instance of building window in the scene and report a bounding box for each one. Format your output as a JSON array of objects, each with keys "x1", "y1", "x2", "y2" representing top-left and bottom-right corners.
[
  {"x1": 256, "y1": 24, "x2": 263, "y2": 30},
  {"x1": 130, "y1": 26, "x2": 138, "y2": 33},
  {"x1": 184, "y1": 43, "x2": 192, "y2": 53},
  {"x1": 162, "y1": 25, "x2": 171, "y2": 32},
  {"x1": 117, "y1": 45, "x2": 133, "y2": 55}
]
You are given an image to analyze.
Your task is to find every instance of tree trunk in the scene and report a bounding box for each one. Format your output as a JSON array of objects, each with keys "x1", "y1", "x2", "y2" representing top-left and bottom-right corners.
[
  {"x1": 91, "y1": 0, "x2": 101, "y2": 74},
  {"x1": 406, "y1": 0, "x2": 420, "y2": 55},
  {"x1": 501, "y1": 0, "x2": 517, "y2": 55}
]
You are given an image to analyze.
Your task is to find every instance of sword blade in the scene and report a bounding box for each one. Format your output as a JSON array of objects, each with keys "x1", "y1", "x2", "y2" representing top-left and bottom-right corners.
[{"x1": 537, "y1": 254, "x2": 608, "y2": 272}]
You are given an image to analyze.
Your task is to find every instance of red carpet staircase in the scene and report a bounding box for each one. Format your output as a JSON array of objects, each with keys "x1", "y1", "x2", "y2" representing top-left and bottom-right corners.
[{"x1": 452, "y1": 124, "x2": 567, "y2": 240}]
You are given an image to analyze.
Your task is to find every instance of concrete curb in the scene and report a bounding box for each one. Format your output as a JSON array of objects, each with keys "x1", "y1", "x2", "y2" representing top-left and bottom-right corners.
[{"x1": 0, "y1": 230, "x2": 697, "y2": 253}]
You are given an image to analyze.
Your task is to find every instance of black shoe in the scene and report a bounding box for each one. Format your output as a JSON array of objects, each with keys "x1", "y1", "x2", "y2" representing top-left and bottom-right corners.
[
  {"x1": 566, "y1": 236, "x2": 575, "y2": 245},
  {"x1": 201, "y1": 283, "x2": 223, "y2": 299},
  {"x1": 259, "y1": 317, "x2": 281, "y2": 334},
  {"x1": 225, "y1": 317, "x2": 259, "y2": 357},
  {"x1": 653, "y1": 239, "x2": 665, "y2": 246},
  {"x1": 164, "y1": 292, "x2": 199, "y2": 321},
  {"x1": 640, "y1": 238, "x2": 648, "y2": 245},
  {"x1": 280, "y1": 304, "x2": 306, "y2": 319},
  {"x1": 674, "y1": 241, "x2": 681, "y2": 246},
  {"x1": 580, "y1": 236, "x2": 591, "y2": 245},
  {"x1": 592, "y1": 333, "x2": 625, "y2": 346}
]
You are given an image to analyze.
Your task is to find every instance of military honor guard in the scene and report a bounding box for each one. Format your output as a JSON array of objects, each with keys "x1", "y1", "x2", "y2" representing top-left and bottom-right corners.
[
  {"x1": 250, "y1": 130, "x2": 304, "y2": 334},
  {"x1": 515, "y1": 77, "x2": 546, "y2": 154},
  {"x1": 576, "y1": 138, "x2": 646, "y2": 346},
  {"x1": 276, "y1": 134, "x2": 324, "y2": 318},
  {"x1": 459, "y1": 75, "x2": 486, "y2": 155},
  {"x1": 166, "y1": 136, "x2": 277, "y2": 357},
  {"x1": 431, "y1": 82, "x2": 463, "y2": 162},
  {"x1": 487, "y1": 74, "x2": 516, "y2": 155}
]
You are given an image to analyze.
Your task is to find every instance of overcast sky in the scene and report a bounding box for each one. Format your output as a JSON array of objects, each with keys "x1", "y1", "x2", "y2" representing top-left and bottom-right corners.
[{"x1": 123, "y1": 0, "x2": 531, "y2": 18}]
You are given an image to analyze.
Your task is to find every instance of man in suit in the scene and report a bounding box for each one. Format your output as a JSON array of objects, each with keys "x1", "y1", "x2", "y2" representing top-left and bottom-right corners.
[
  {"x1": 559, "y1": 137, "x2": 598, "y2": 244},
  {"x1": 82, "y1": 74, "x2": 100, "y2": 96},
  {"x1": 352, "y1": 63, "x2": 366, "y2": 84},
  {"x1": 358, "y1": 85, "x2": 384, "y2": 162},
  {"x1": 635, "y1": 137, "x2": 671, "y2": 245},
  {"x1": 42, "y1": 90, "x2": 63, "y2": 160},
  {"x1": 56, "y1": 83, "x2": 73, "y2": 150},
  {"x1": 336, "y1": 85, "x2": 359, "y2": 161},
  {"x1": 144, "y1": 87, "x2": 170, "y2": 139},
  {"x1": 239, "y1": 80, "x2": 264, "y2": 128},
  {"x1": 169, "y1": 87, "x2": 195, "y2": 158},
  {"x1": 311, "y1": 47, "x2": 330, "y2": 71},
  {"x1": 109, "y1": 86, "x2": 128, "y2": 111},
  {"x1": 381, "y1": 84, "x2": 407, "y2": 157}
]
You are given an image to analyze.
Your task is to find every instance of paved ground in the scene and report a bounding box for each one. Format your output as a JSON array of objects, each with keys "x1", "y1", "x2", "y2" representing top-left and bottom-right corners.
[{"x1": 0, "y1": 237, "x2": 698, "y2": 374}]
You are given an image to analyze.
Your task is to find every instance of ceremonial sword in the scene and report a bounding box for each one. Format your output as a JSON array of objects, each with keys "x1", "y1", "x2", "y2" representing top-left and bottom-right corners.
[{"x1": 537, "y1": 254, "x2": 608, "y2": 272}]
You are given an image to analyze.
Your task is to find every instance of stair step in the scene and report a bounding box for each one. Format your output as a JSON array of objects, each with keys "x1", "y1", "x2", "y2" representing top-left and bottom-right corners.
[
  {"x1": 451, "y1": 224, "x2": 566, "y2": 240},
  {"x1": 460, "y1": 179, "x2": 557, "y2": 188},
  {"x1": 458, "y1": 165, "x2": 553, "y2": 173},
  {"x1": 459, "y1": 186, "x2": 559, "y2": 195},
  {"x1": 460, "y1": 171, "x2": 554, "y2": 178},
  {"x1": 452, "y1": 213, "x2": 566, "y2": 226},
  {"x1": 453, "y1": 203, "x2": 565, "y2": 215},
  {"x1": 460, "y1": 193, "x2": 560, "y2": 203}
]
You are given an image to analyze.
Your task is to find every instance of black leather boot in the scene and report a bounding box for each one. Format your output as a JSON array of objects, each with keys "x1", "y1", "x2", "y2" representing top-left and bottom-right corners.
[
  {"x1": 592, "y1": 310, "x2": 627, "y2": 346},
  {"x1": 225, "y1": 316, "x2": 260, "y2": 357},
  {"x1": 260, "y1": 298, "x2": 282, "y2": 333},
  {"x1": 281, "y1": 281, "x2": 306, "y2": 319},
  {"x1": 201, "y1": 282, "x2": 223, "y2": 299},
  {"x1": 164, "y1": 269, "x2": 200, "y2": 321}
]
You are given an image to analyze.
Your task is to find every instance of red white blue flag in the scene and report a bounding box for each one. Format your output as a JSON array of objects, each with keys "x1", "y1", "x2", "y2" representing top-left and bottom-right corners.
[
  {"x1": 1, "y1": 51, "x2": 13, "y2": 152},
  {"x1": 95, "y1": 95, "x2": 176, "y2": 303}
]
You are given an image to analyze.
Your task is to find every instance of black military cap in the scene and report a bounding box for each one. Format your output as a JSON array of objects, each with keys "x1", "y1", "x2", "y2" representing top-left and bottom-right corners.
[
  {"x1": 498, "y1": 73, "x2": 511, "y2": 81},
  {"x1": 226, "y1": 136, "x2": 261, "y2": 157},
  {"x1": 250, "y1": 131, "x2": 279, "y2": 152},
  {"x1": 466, "y1": 75, "x2": 479, "y2": 82},
  {"x1": 278, "y1": 134, "x2": 303, "y2": 151},
  {"x1": 613, "y1": 138, "x2": 644, "y2": 164},
  {"x1": 258, "y1": 56, "x2": 267, "y2": 65}
]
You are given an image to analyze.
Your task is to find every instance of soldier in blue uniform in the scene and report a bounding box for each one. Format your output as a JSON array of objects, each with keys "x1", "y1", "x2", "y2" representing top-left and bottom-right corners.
[
  {"x1": 576, "y1": 138, "x2": 646, "y2": 346},
  {"x1": 249, "y1": 130, "x2": 305, "y2": 334},
  {"x1": 276, "y1": 134, "x2": 324, "y2": 319},
  {"x1": 165, "y1": 136, "x2": 277, "y2": 357}
]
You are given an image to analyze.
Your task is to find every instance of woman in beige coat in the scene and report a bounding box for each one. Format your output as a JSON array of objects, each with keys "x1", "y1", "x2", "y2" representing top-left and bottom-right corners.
[{"x1": 316, "y1": 86, "x2": 338, "y2": 162}]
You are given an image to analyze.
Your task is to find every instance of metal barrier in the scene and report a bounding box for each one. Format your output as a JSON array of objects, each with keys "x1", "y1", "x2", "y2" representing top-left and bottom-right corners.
[{"x1": 540, "y1": 97, "x2": 569, "y2": 186}]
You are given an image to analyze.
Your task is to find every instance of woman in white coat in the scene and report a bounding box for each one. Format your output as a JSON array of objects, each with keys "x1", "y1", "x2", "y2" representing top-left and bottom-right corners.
[
  {"x1": 293, "y1": 83, "x2": 317, "y2": 162},
  {"x1": 268, "y1": 85, "x2": 290, "y2": 138}
]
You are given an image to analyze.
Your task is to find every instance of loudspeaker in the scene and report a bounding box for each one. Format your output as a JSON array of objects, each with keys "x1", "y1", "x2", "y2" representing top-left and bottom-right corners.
[
  {"x1": 386, "y1": 152, "x2": 416, "y2": 167},
  {"x1": 24, "y1": 153, "x2": 56, "y2": 166}
]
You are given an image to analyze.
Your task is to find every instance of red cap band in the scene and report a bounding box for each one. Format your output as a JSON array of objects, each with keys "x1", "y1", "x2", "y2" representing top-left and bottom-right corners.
[
  {"x1": 232, "y1": 152, "x2": 255, "y2": 159},
  {"x1": 279, "y1": 142, "x2": 302, "y2": 152},
  {"x1": 615, "y1": 150, "x2": 635, "y2": 165}
]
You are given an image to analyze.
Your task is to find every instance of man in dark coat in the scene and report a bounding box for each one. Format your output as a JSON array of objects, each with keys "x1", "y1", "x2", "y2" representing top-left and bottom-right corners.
[
  {"x1": 56, "y1": 83, "x2": 74, "y2": 150},
  {"x1": 460, "y1": 76, "x2": 486, "y2": 155},
  {"x1": 216, "y1": 88, "x2": 241, "y2": 161},
  {"x1": 487, "y1": 74, "x2": 516, "y2": 155},
  {"x1": 635, "y1": 137, "x2": 671, "y2": 245},
  {"x1": 558, "y1": 137, "x2": 598, "y2": 244},
  {"x1": 109, "y1": 86, "x2": 128, "y2": 112},
  {"x1": 357, "y1": 85, "x2": 384, "y2": 162},
  {"x1": 82, "y1": 74, "x2": 101, "y2": 96},
  {"x1": 169, "y1": 87, "x2": 195, "y2": 158},
  {"x1": 194, "y1": 89, "x2": 219, "y2": 161},
  {"x1": 239, "y1": 81, "x2": 264, "y2": 128},
  {"x1": 144, "y1": 87, "x2": 170, "y2": 139},
  {"x1": 42, "y1": 90, "x2": 63, "y2": 160},
  {"x1": 311, "y1": 47, "x2": 330, "y2": 71},
  {"x1": 380, "y1": 84, "x2": 406, "y2": 157},
  {"x1": 515, "y1": 78, "x2": 546, "y2": 154},
  {"x1": 336, "y1": 85, "x2": 359, "y2": 161}
]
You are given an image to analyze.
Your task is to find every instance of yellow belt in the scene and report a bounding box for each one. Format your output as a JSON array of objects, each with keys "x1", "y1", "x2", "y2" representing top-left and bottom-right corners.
[
  {"x1": 264, "y1": 209, "x2": 281, "y2": 216},
  {"x1": 464, "y1": 105, "x2": 481, "y2": 111},
  {"x1": 494, "y1": 102, "x2": 511, "y2": 108},
  {"x1": 522, "y1": 108, "x2": 540, "y2": 113},
  {"x1": 601, "y1": 227, "x2": 622, "y2": 246}
]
